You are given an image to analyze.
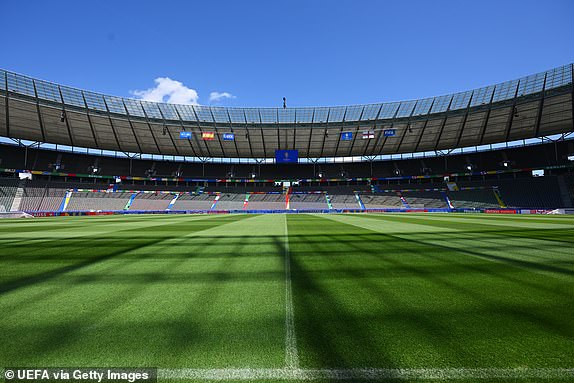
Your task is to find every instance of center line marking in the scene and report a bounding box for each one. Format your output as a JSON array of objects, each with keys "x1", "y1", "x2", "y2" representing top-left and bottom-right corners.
[{"x1": 284, "y1": 214, "x2": 299, "y2": 369}]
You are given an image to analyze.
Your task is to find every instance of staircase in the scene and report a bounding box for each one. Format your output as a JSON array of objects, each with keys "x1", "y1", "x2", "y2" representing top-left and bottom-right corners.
[{"x1": 10, "y1": 183, "x2": 25, "y2": 212}]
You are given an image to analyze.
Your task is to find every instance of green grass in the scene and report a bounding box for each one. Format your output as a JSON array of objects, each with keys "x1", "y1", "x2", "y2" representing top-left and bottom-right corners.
[{"x1": 0, "y1": 213, "x2": 573, "y2": 382}]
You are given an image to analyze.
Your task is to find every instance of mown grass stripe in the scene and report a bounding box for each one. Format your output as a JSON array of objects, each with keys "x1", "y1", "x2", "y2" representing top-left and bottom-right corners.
[
  {"x1": 284, "y1": 215, "x2": 299, "y2": 369},
  {"x1": 158, "y1": 367, "x2": 574, "y2": 380},
  {"x1": 324, "y1": 214, "x2": 574, "y2": 280}
]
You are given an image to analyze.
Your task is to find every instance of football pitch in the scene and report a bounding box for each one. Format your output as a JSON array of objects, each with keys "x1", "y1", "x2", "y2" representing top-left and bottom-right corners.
[{"x1": 0, "y1": 213, "x2": 573, "y2": 382}]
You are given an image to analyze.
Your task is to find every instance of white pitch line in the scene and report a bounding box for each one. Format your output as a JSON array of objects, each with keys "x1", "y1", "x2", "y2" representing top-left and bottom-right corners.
[
  {"x1": 284, "y1": 214, "x2": 299, "y2": 369},
  {"x1": 158, "y1": 367, "x2": 574, "y2": 380}
]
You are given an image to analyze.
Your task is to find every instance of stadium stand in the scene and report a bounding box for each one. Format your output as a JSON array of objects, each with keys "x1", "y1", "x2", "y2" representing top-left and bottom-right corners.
[
  {"x1": 0, "y1": 178, "x2": 19, "y2": 212},
  {"x1": 498, "y1": 177, "x2": 563, "y2": 208},
  {"x1": 564, "y1": 175, "x2": 574, "y2": 205},
  {"x1": 2, "y1": 138, "x2": 574, "y2": 180},
  {"x1": 245, "y1": 194, "x2": 285, "y2": 210},
  {"x1": 18, "y1": 180, "x2": 50, "y2": 212},
  {"x1": 330, "y1": 194, "x2": 361, "y2": 209},
  {"x1": 2, "y1": 172, "x2": 574, "y2": 212},
  {"x1": 66, "y1": 192, "x2": 132, "y2": 211},
  {"x1": 448, "y1": 189, "x2": 501, "y2": 209},
  {"x1": 361, "y1": 193, "x2": 405, "y2": 209},
  {"x1": 129, "y1": 194, "x2": 173, "y2": 211},
  {"x1": 213, "y1": 193, "x2": 246, "y2": 210},
  {"x1": 289, "y1": 194, "x2": 329, "y2": 210},
  {"x1": 171, "y1": 194, "x2": 214, "y2": 211},
  {"x1": 37, "y1": 184, "x2": 67, "y2": 212},
  {"x1": 0, "y1": 63, "x2": 572, "y2": 214},
  {"x1": 402, "y1": 191, "x2": 449, "y2": 209}
]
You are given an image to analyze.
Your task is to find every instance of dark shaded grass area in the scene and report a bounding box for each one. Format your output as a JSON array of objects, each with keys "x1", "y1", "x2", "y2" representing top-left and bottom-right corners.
[{"x1": 0, "y1": 215, "x2": 250, "y2": 294}]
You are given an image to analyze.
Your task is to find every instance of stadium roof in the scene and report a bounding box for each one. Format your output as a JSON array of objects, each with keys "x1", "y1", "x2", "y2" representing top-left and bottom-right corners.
[{"x1": 0, "y1": 64, "x2": 572, "y2": 159}]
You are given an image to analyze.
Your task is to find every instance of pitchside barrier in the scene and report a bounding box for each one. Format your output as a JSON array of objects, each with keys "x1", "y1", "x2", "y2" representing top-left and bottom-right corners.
[{"x1": 13, "y1": 208, "x2": 571, "y2": 218}]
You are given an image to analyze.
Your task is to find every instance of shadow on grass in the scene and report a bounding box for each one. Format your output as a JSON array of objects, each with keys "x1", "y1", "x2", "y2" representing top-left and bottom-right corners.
[
  {"x1": 2, "y1": 229, "x2": 572, "y2": 297},
  {"x1": 321, "y1": 217, "x2": 574, "y2": 341},
  {"x1": 0, "y1": 214, "x2": 254, "y2": 296},
  {"x1": 277, "y1": 220, "x2": 399, "y2": 374}
]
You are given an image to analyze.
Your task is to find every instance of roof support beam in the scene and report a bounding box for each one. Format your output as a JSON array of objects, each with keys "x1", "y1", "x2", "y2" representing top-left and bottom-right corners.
[
  {"x1": 260, "y1": 127, "x2": 267, "y2": 158},
  {"x1": 413, "y1": 100, "x2": 436, "y2": 153},
  {"x1": 80, "y1": 91, "x2": 100, "y2": 148},
  {"x1": 173, "y1": 108, "x2": 199, "y2": 158},
  {"x1": 139, "y1": 105, "x2": 162, "y2": 154},
  {"x1": 56, "y1": 85, "x2": 75, "y2": 147},
  {"x1": 334, "y1": 108, "x2": 348, "y2": 157},
  {"x1": 306, "y1": 109, "x2": 314, "y2": 157},
  {"x1": 292, "y1": 115, "x2": 297, "y2": 151},
  {"x1": 31, "y1": 80, "x2": 47, "y2": 143},
  {"x1": 413, "y1": 118, "x2": 430, "y2": 153},
  {"x1": 347, "y1": 125, "x2": 363, "y2": 157},
  {"x1": 102, "y1": 98, "x2": 127, "y2": 152},
  {"x1": 397, "y1": 101, "x2": 419, "y2": 152},
  {"x1": 276, "y1": 118, "x2": 281, "y2": 150},
  {"x1": 367, "y1": 105, "x2": 385, "y2": 156},
  {"x1": 455, "y1": 91, "x2": 475, "y2": 148},
  {"x1": 226, "y1": 110, "x2": 240, "y2": 157},
  {"x1": 318, "y1": 109, "x2": 330, "y2": 158},
  {"x1": 191, "y1": 107, "x2": 212, "y2": 158},
  {"x1": 209, "y1": 109, "x2": 226, "y2": 157},
  {"x1": 534, "y1": 73, "x2": 548, "y2": 138},
  {"x1": 4, "y1": 74, "x2": 9, "y2": 137},
  {"x1": 347, "y1": 107, "x2": 365, "y2": 157},
  {"x1": 258, "y1": 110, "x2": 267, "y2": 158},
  {"x1": 156, "y1": 108, "x2": 180, "y2": 156},
  {"x1": 359, "y1": 111, "x2": 381, "y2": 157},
  {"x1": 378, "y1": 104, "x2": 403, "y2": 154},
  {"x1": 434, "y1": 96, "x2": 455, "y2": 151},
  {"x1": 116, "y1": 100, "x2": 141, "y2": 153},
  {"x1": 479, "y1": 86, "x2": 497, "y2": 145},
  {"x1": 504, "y1": 80, "x2": 522, "y2": 142},
  {"x1": 244, "y1": 110, "x2": 254, "y2": 158}
]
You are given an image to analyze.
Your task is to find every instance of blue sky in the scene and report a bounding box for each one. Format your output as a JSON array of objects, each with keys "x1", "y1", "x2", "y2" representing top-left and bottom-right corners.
[{"x1": 4, "y1": 0, "x2": 574, "y2": 107}]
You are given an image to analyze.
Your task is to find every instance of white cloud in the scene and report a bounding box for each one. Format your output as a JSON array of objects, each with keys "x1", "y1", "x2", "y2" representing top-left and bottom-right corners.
[
  {"x1": 209, "y1": 91, "x2": 236, "y2": 103},
  {"x1": 131, "y1": 77, "x2": 199, "y2": 105}
]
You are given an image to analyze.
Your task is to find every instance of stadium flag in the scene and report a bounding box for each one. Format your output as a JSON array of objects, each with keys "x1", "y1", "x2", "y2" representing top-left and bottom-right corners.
[
  {"x1": 179, "y1": 131, "x2": 192, "y2": 139},
  {"x1": 243, "y1": 194, "x2": 250, "y2": 210},
  {"x1": 341, "y1": 131, "x2": 353, "y2": 141},
  {"x1": 446, "y1": 182, "x2": 459, "y2": 191},
  {"x1": 222, "y1": 133, "x2": 235, "y2": 141},
  {"x1": 202, "y1": 132, "x2": 215, "y2": 140},
  {"x1": 383, "y1": 129, "x2": 396, "y2": 137},
  {"x1": 275, "y1": 150, "x2": 299, "y2": 163},
  {"x1": 442, "y1": 191, "x2": 455, "y2": 209},
  {"x1": 362, "y1": 130, "x2": 375, "y2": 139}
]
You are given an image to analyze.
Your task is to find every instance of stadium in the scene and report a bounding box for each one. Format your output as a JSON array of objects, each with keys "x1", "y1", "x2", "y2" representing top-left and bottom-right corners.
[
  {"x1": 1, "y1": 2, "x2": 574, "y2": 382},
  {"x1": 1, "y1": 64, "x2": 573, "y2": 215}
]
